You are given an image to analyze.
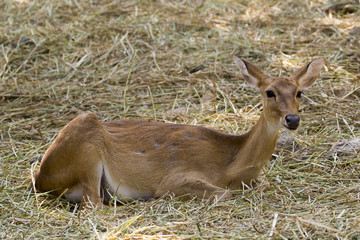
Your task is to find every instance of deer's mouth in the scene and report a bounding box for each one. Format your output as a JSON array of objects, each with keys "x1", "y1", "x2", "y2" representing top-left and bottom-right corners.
[{"x1": 282, "y1": 124, "x2": 299, "y2": 131}]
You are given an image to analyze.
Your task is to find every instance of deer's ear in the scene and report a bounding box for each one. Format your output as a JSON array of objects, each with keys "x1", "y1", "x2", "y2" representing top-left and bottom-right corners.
[
  {"x1": 292, "y1": 58, "x2": 325, "y2": 89},
  {"x1": 233, "y1": 56, "x2": 268, "y2": 89}
]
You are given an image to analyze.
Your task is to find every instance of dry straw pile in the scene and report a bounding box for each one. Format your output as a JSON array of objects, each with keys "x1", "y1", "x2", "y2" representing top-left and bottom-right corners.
[{"x1": 1, "y1": 0, "x2": 359, "y2": 239}]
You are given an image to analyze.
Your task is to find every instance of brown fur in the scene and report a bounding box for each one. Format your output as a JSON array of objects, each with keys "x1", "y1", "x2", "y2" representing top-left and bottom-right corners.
[{"x1": 30, "y1": 57, "x2": 325, "y2": 208}]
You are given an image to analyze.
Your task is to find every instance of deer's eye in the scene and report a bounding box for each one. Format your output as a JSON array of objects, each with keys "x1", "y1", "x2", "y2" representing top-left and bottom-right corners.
[
  {"x1": 296, "y1": 91, "x2": 303, "y2": 98},
  {"x1": 266, "y1": 90, "x2": 276, "y2": 98}
]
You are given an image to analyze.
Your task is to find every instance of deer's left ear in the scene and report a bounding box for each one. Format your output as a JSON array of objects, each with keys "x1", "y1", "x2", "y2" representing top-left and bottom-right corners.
[
  {"x1": 291, "y1": 58, "x2": 325, "y2": 89},
  {"x1": 233, "y1": 56, "x2": 269, "y2": 90}
]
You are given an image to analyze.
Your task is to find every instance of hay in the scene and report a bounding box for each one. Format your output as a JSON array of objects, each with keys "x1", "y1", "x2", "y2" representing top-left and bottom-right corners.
[{"x1": 1, "y1": 0, "x2": 359, "y2": 239}]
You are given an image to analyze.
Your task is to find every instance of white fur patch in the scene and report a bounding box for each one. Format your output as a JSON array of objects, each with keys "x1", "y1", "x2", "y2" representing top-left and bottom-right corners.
[
  {"x1": 103, "y1": 166, "x2": 153, "y2": 200},
  {"x1": 65, "y1": 185, "x2": 83, "y2": 202}
]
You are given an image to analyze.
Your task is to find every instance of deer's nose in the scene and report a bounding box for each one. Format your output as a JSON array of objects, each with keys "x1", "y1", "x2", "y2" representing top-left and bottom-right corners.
[{"x1": 285, "y1": 114, "x2": 300, "y2": 130}]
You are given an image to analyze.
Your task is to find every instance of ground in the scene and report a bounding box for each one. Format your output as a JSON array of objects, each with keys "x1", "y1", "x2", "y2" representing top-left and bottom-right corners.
[{"x1": 0, "y1": 0, "x2": 359, "y2": 239}]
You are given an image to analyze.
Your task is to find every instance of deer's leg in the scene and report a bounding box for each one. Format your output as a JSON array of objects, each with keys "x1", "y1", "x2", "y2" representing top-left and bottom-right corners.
[
  {"x1": 79, "y1": 172, "x2": 105, "y2": 209},
  {"x1": 31, "y1": 156, "x2": 78, "y2": 197},
  {"x1": 155, "y1": 174, "x2": 233, "y2": 201},
  {"x1": 32, "y1": 153, "x2": 105, "y2": 209}
]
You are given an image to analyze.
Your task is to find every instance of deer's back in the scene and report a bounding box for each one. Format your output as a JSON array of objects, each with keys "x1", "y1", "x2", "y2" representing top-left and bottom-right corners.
[{"x1": 101, "y1": 117, "x2": 244, "y2": 189}]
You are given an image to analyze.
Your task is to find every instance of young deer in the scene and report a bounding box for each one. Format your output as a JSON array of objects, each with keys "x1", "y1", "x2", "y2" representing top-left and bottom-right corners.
[{"x1": 30, "y1": 57, "x2": 325, "y2": 208}]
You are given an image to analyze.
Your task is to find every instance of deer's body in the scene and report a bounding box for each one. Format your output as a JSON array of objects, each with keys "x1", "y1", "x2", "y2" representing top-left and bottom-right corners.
[{"x1": 31, "y1": 57, "x2": 325, "y2": 208}]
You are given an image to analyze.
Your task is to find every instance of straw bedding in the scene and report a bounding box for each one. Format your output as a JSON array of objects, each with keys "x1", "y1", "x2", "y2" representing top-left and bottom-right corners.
[{"x1": 1, "y1": 0, "x2": 359, "y2": 238}]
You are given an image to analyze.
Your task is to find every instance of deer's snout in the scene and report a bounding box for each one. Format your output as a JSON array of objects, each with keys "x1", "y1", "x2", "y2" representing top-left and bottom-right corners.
[{"x1": 285, "y1": 114, "x2": 300, "y2": 130}]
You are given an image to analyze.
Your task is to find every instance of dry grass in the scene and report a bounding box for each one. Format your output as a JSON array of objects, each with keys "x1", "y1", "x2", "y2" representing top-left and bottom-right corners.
[{"x1": 1, "y1": 0, "x2": 359, "y2": 239}]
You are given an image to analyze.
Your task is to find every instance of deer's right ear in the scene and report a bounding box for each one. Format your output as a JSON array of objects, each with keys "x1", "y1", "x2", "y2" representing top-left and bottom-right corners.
[
  {"x1": 233, "y1": 56, "x2": 267, "y2": 89},
  {"x1": 292, "y1": 58, "x2": 325, "y2": 89}
]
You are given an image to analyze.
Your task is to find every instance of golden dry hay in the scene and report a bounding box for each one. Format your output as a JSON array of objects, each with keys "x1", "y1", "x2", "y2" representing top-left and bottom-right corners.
[{"x1": 0, "y1": 0, "x2": 359, "y2": 239}]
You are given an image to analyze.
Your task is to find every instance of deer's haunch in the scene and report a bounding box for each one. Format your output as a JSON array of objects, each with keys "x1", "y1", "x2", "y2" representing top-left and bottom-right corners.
[{"x1": 30, "y1": 57, "x2": 325, "y2": 208}]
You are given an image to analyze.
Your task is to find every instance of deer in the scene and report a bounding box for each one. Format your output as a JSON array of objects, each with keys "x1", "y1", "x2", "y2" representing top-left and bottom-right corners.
[{"x1": 30, "y1": 56, "x2": 325, "y2": 209}]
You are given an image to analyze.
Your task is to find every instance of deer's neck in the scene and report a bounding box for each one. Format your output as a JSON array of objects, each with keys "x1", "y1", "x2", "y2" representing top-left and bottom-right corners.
[{"x1": 226, "y1": 113, "x2": 280, "y2": 185}]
